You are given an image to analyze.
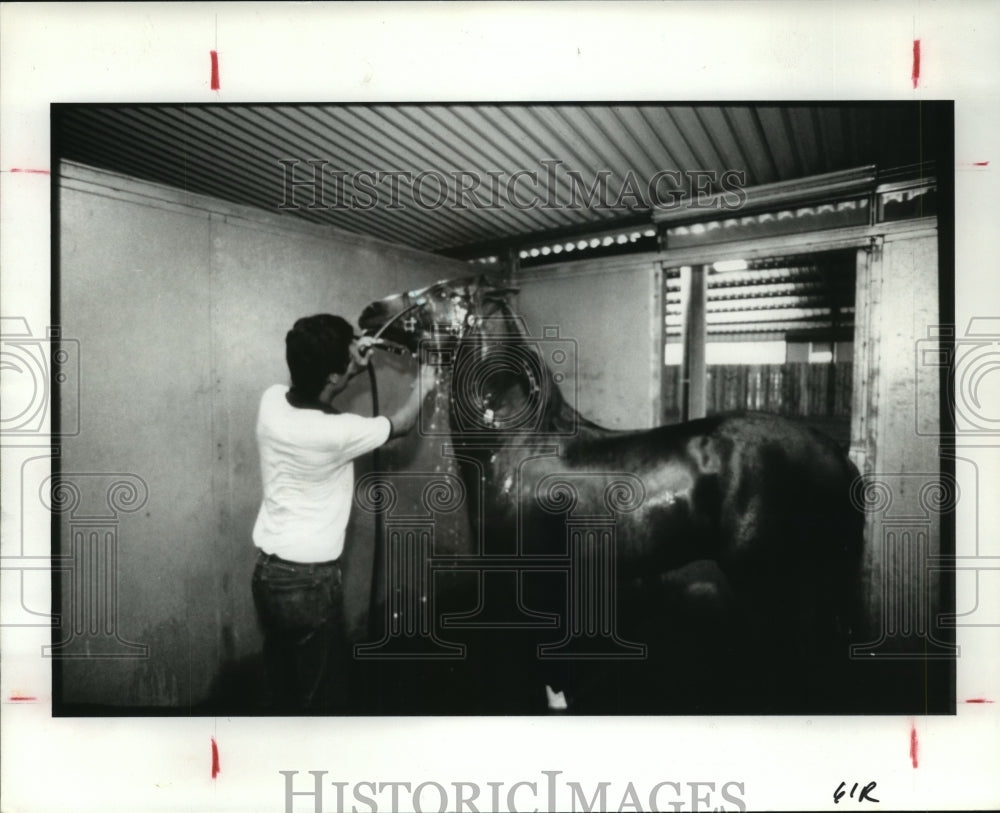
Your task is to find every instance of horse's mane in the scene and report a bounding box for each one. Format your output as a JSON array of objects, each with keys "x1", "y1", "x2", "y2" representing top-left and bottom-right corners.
[{"x1": 537, "y1": 356, "x2": 607, "y2": 434}]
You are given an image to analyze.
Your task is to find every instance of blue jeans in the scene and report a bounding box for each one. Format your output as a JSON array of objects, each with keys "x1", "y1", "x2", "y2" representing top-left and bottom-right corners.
[{"x1": 252, "y1": 551, "x2": 348, "y2": 713}]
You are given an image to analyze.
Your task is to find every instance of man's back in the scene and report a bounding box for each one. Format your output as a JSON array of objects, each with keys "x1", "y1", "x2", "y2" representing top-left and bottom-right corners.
[{"x1": 252, "y1": 384, "x2": 390, "y2": 563}]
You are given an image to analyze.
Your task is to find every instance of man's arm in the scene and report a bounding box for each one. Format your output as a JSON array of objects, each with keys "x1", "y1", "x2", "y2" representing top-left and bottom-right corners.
[{"x1": 385, "y1": 364, "x2": 437, "y2": 439}]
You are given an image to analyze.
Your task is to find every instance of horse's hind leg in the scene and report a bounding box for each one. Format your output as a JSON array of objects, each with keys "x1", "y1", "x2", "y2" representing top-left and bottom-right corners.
[
  {"x1": 721, "y1": 539, "x2": 856, "y2": 712},
  {"x1": 640, "y1": 560, "x2": 741, "y2": 712}
]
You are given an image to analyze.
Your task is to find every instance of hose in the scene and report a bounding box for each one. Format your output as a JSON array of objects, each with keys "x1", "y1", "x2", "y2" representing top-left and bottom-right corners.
[
  {"x1": 361, "y1": 335, "x2": 414, "y2": 639},
  {"x1": 366, "y1": 361, "x2": 384, "y2": 640}
]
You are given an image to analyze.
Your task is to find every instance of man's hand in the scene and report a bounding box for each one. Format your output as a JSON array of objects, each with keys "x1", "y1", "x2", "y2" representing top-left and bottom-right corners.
[{"x1": 353, "y1": 336, "x2": 379, "y2": 366}]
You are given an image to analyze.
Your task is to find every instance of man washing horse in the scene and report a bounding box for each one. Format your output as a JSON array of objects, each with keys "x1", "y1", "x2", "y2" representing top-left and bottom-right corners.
[{"x1": 251, "y1": 313, "x2": 435, "y2": 713}]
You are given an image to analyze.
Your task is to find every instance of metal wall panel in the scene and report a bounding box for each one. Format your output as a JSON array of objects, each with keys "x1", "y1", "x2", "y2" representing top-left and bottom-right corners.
[{"x1": 56, "y1": 163, "x2": 468, "y2": 708}]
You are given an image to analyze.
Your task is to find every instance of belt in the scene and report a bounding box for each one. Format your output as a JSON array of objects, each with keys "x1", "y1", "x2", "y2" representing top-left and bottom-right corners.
[{"x1": 256, "y1": 550, "x2": 340, "y2": 568}]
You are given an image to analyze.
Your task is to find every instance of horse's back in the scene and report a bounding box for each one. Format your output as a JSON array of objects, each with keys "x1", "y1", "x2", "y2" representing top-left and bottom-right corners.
[
  {"x1": 688, "y1": 412, "x2": 862, "y2": 560},
  {"x1": 560, "y1": 411, "x2": 863, "y2": 572}
]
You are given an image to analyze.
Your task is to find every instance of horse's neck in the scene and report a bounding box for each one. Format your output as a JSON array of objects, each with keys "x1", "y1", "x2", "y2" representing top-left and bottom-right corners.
[{"x1": 451, "y1": 318, "x2": 603, "y2": 437}]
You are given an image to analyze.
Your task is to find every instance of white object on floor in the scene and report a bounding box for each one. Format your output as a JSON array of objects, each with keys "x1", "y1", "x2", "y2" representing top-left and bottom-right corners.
[{"x1": 545, "y1": 684, "x2": 567, "y2": 710}]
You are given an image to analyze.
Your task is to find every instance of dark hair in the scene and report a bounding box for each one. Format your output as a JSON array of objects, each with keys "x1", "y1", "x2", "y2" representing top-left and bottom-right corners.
[{"x1": 285, "y1": 314, "x2": 355, "y2": 398}]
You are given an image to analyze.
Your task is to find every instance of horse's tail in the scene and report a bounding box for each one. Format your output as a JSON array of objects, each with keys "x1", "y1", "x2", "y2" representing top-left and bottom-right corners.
[
  {"x1": 812, "y1": 432, "x2": 866, "y2": 646},
  {"x1": 792, "y1": 426, "x2": 866, "y2": 649},
  {"x1": 837, "y1": 452, "x2": 867, "y2": 641}
]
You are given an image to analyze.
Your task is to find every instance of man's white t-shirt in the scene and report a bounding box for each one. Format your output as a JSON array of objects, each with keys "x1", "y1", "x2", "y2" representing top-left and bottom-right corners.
[{"x1": 252, "y1": 385, "x2": 391, "y2": 563}]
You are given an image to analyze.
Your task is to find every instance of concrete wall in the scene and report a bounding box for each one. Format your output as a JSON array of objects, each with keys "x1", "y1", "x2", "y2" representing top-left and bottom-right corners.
[
  {"x1": 57, "y1": 162, "x2": 466, "y2": 708},
  {"x1": 514, "y1": 255, "x2": 663, "y2": 430}
]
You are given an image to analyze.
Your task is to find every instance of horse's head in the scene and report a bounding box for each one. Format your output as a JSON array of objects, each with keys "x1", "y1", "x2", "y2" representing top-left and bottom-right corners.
[
  {"x1": 361, "y1": 274, "x2": 571, "y2": 434},
  {"x1": 358, "y1": 274, "x2": 519, "y2": 355},
  {"x1": 360, "y1": 273, "x2": 586, "y2": 435}
]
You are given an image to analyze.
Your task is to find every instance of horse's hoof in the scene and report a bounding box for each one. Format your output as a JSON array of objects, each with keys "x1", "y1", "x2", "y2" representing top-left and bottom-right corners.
[{"x1": 545, "y1": 685, "x2": 568, "y2": 711}]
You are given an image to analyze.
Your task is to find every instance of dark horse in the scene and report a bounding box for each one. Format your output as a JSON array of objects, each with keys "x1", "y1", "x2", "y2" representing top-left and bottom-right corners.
[{"x1": 359, "y1": 274, "x2": 864, "y2": 713}]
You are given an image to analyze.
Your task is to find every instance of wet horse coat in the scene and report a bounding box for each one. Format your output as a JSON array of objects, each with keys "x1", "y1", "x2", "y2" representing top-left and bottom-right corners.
[{"x1": 359, "y1": 274, "x2": 864, "y2": 712}]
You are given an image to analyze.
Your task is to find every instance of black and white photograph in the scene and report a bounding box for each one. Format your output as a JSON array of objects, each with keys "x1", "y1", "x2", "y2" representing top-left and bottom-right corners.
[
  {"x1": 2, "y1": 4, "x2": 999, "y2": 813},
  {"x1": 48, "y1": 102, "x2": 954, "y2": 718}
]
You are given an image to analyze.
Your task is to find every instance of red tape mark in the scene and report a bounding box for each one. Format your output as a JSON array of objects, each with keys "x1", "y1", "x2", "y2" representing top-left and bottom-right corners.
[
  {"x1": 965, "y1": 698, "x2": 995, "y2": 703},
  {"x1": 912, "y1": 39, "x2": 921, "y2": 89},
  {"x1": 909, "y1": 724, "x2": 919, "y2": 768},
  {"x1": 9, "y1": 168, "x2": 50, "y2": 175},
  {"x1": 210, "y1": 50, "x2": 220, "y2": 91},
  {"x1": 211, "y1": 737, "x2": 220, "y2": 779},
  {"x1": 8, "y1": 695, "x2": 37, "y2": 702}
]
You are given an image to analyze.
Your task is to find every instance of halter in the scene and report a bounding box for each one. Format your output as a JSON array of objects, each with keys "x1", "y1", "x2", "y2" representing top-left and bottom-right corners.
[
  {"x1": 365, "y1": 292, "x2": 427, "y2": 347},
  {"x1": 366, "y1": 278, "x2": 542, "y2": 429}
]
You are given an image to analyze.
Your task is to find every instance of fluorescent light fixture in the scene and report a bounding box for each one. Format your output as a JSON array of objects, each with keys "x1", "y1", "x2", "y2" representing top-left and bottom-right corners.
[{"x1": 713, "y1": 259, "x2": 749, "y2": 272}]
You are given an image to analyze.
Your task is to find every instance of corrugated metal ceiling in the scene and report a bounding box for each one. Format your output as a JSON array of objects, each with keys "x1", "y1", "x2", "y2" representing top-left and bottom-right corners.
[{"x1": 54, "y1": 103, "x2": 935, "y2": 258}]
